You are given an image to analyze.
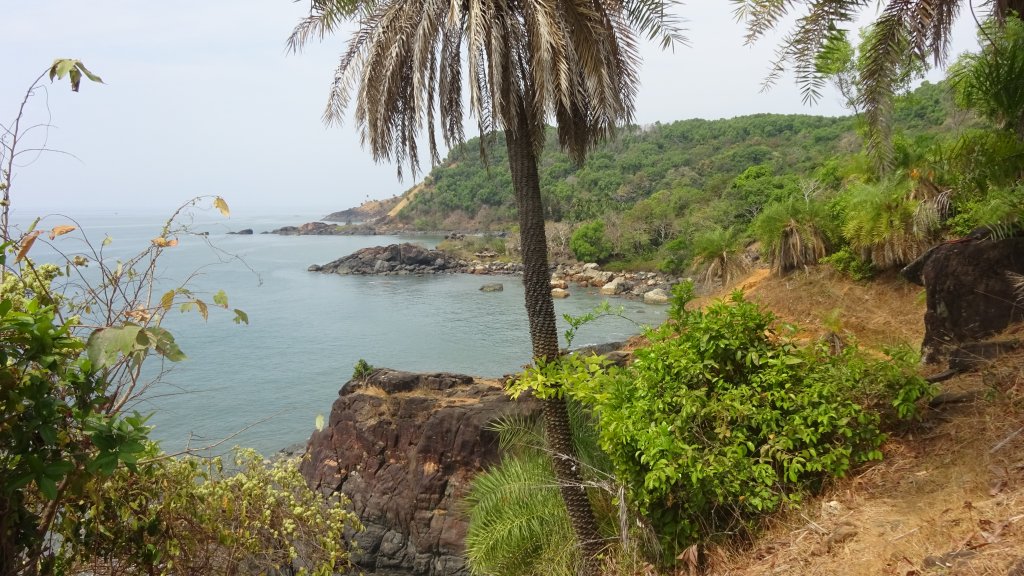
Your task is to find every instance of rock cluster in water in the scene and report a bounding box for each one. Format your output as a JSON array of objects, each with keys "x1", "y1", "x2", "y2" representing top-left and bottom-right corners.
[{"x1": 310, "y1": 243, "x2": 683, "y2": 304}]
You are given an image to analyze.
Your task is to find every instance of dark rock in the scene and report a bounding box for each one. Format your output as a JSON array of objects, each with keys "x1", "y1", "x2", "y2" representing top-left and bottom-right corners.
[
  {"x1": 270, "y1": 222, "x2": 344, "y2": 236},
  {"x1": 901, "y1": 236, "x2": 1024, "y2": 363},
  {"x1": 302, "y1": 369, "x2": 540, "y2": 576},
  {"x1": 479, "y1": 283, "x2": 503, "y2": 292},
  {"x1": 229, "y1": 228, "x2": 254, "y2": 235},
  {"x1": 313, "y1": 243, "x2": 460, "y2": 276}
]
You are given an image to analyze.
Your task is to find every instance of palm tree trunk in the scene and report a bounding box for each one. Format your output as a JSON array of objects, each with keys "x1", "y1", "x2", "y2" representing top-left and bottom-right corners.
[{"x1": 505, "y1": 121, "x2": 605, "y2": 576}]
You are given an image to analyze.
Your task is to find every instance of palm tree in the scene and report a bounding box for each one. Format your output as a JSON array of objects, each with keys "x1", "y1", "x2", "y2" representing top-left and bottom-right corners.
[
  {"x1": 731, "y1": 0, "x2": 1024, "y2": 171},
  {"x1": 289, "y1": 1, "x2": 682, "y2": 572}
]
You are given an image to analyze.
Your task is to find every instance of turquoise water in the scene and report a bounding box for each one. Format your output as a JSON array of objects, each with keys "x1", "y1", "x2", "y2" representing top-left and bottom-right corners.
[{"x1": 13, "y1": 211, "x2": 666, "y2": 456}]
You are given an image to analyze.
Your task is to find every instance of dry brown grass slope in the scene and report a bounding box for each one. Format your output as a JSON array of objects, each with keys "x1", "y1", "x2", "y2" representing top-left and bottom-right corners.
[{"x1": 683, "y1": 267, "x2": 1024, "y2": 576}]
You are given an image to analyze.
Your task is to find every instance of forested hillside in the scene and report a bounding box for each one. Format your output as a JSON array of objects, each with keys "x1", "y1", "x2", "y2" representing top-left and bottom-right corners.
[
  {"x1": 388, "y1": 79, "x2": 1019, "y2": 280},
  {"x1": 398, "y1": 113, "x2": 858, "y2": 229},
  {"x1": 395, "y1": 81, "x2": 959, "y2": 232}
]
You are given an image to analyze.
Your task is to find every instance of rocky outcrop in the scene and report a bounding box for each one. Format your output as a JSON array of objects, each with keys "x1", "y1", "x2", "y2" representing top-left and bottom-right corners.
[
  {"x1": 902, "y1": 234, "x2": 1024, "y2": 363},
  {"x1": 310, "y1": 243, "x2": 461, "y2": 275},
  {"x1": 324, "y1": 197, "x2": 402, "y2": 223},
  {"x1": 309, "y1": 245, "x2": 680, "y2": 302},
  {"x1": 301, "y1": 370, "x2": 540, "y2": 576},
  {"x1": 269, "y1": 221, "x2": 344, "y2": 236}
]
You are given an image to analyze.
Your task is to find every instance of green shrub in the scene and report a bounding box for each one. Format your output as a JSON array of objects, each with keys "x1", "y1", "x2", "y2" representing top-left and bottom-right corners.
[
  {"x1": 352, "y1": 358, "x2": 375, "y2": 380},
  {"x1": 55, "y1": 448, "x2": 362, "y2": 575},
  {"x1": 569, "y1": 221, "x2": 613, "y2": 263},
  {"x1": 821, "y1": 246, "x2": 876, "y2": 280},
  {"x1": 569, "y1": 284, "x2": 925, "y2": 558}
]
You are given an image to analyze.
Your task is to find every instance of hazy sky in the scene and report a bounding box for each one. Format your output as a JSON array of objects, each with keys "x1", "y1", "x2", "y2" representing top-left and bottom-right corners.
[{"x1": 2, "y1": 1, "x2": 979, "y2": 218}]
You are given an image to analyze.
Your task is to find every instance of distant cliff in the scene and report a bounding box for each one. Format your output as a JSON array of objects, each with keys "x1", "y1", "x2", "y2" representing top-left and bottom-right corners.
[{"x1": 323, "y1": 197, "x2": 402, "y2": 223}]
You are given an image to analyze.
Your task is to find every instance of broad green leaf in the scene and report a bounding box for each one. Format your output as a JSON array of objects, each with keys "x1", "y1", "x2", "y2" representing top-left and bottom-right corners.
[
  {"x1": 144, "y1": 327, "x2": 186, "y2": 362},
  {"x1": 74, "y1": 61, "x2": 103, "y2": 83},
  {"x1": 213, "y1": 289, "x2": 228, "y2": 308},
  {"x1": 232, "y1": 309, "x2": 249, "y2": 325},
  {"x1": 38, "y1": 476, "x2": 58, "y2": 500},
  {"x1": 86, "y1": 325, "x2": 144, "y2": 370}
]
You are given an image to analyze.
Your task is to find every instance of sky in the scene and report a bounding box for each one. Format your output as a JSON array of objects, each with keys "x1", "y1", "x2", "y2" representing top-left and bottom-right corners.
[{"x1": 2, "y1": 1, "x2": 981, "y2": 217}]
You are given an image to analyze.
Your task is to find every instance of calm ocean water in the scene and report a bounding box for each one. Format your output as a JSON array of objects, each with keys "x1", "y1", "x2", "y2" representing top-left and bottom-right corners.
[{"x1": 12, "y1": 209, "x2": 666, "y2": 456}]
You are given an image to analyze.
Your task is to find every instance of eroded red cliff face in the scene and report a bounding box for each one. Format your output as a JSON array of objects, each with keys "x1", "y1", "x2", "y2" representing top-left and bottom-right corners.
[{"x1": 301, "y1": 369, "x2": 539, "y2": 575}]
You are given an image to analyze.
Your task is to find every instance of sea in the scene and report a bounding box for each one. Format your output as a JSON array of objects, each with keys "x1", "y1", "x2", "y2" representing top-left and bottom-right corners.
[{"x1": 12, "y1": 209, "x2": 667, "y2": 456}]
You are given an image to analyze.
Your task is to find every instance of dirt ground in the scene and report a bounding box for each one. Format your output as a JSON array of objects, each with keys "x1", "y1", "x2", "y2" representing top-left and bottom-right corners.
[{"x1": 684, "y1": 267, "x2": 1024, "y2": 576}]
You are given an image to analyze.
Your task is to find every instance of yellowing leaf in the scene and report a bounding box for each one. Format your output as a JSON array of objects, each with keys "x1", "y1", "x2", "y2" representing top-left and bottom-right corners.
[
  {"x1": 213, "y1": 197, "x2": 230, "y2": 217},
  {"x1": 160, "y1": 290, "x2": 175, "y2": 314},
  {"x1": 48, "y1": 225, "x2": 76, "y2": 240},
  {"x1": 151, "y1": 237, "x2": 178, "y2": 248},
  {"x1": 102, "y1": 235, "x2": 113, "y2": 247},
  {"x1": 315, "y1": 414, "x2": 325, "y2": 431},
  {"x1": 15, "y1": 231, "x2": 41, "y2": 263}
]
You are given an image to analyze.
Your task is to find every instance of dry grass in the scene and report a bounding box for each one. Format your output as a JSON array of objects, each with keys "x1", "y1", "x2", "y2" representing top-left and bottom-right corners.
[{"x1": 737, "y1": 267, "x2": 925, "y2": 349}]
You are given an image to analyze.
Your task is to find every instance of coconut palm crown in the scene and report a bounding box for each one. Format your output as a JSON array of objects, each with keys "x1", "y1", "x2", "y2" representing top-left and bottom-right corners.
[
  {"x1": 290, "y1": 0, "x2": 684, "y2": 176},
  {"x1": 731, "y1": 0, "x2": 1024, "y2": 171},
  {"x1": 289, "y1": 0, "x2": 683, "y2": 573}
]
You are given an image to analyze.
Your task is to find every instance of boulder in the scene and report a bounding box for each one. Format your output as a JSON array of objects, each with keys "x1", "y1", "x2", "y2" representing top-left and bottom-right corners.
[
  {"x1": 643, "y1": 288, "x2": 670, "y2": 305},
  {"x1": 302, "y1": 370, "x2": 540, "y2": 576},
  {"x1": 600, "y1": 276, "x2": 629, "y2": 295},
  {"x1": 479, "y1": 283, "x2": 503, "y2": 292},
  {"x1": 550, "y1": 279, "x2": 569, "y2": 290},
  {"x1": 902, "y1": 234, "x2": 1024, "y2": 362},
  {"x1": 551, "y1": 288, "x2": 571, "y2": 298}
]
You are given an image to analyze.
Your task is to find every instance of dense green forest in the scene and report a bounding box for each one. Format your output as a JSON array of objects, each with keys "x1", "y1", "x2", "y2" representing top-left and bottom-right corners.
[{"x1": 397, "y1": 78, "x2": 1021, "y2": 279}]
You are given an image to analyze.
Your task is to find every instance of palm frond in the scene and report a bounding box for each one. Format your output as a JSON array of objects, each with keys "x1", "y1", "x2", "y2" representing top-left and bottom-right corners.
[
  {"x1": 464, "y1": 453, "x2": 579, "y2": 576},
  {"x1": 691, "y1": 226, "x2": 751, "y2": 287}
]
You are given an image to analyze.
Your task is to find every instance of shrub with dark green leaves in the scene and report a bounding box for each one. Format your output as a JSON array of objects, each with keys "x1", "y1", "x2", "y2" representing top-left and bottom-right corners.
[
  {"x1": 569, "y1": 284, "x2": 926, "y2": 557},
  {"x1": 569, "y1": 221, "x2": 613, "y2": 263}
]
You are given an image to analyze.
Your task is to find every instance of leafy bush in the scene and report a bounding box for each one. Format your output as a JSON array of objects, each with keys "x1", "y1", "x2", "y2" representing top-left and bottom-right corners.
[
  {"x1": 569, "y1": 221, "x2": 613, "y2": 263},
  {"x1": 352, "y1": 358, "x2": 375, "y2": 380},
  {"x1": 55, "y1": 448, "x2": 362, "y2": 575},
  {"x1": 569, "y1": 284, "x2": 926, "y2": 557},
  {"x1": 821, "y1": 246, "x2": 876, "y2": 280}
]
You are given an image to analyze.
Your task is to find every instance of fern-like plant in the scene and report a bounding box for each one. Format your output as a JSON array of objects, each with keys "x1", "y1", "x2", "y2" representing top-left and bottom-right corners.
[
  {"x1": 465, "y1": 406, "x2": 654, "y2": 576},
  {"x1": 841, "y1": 180, "x2": 934, "y2": 269},
  {"x1": 690, "y1": 226, "x2": 750, "y2": 287},
  {"x1": 751, "y1": 198, "x2": 832, "y2": 274}
]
